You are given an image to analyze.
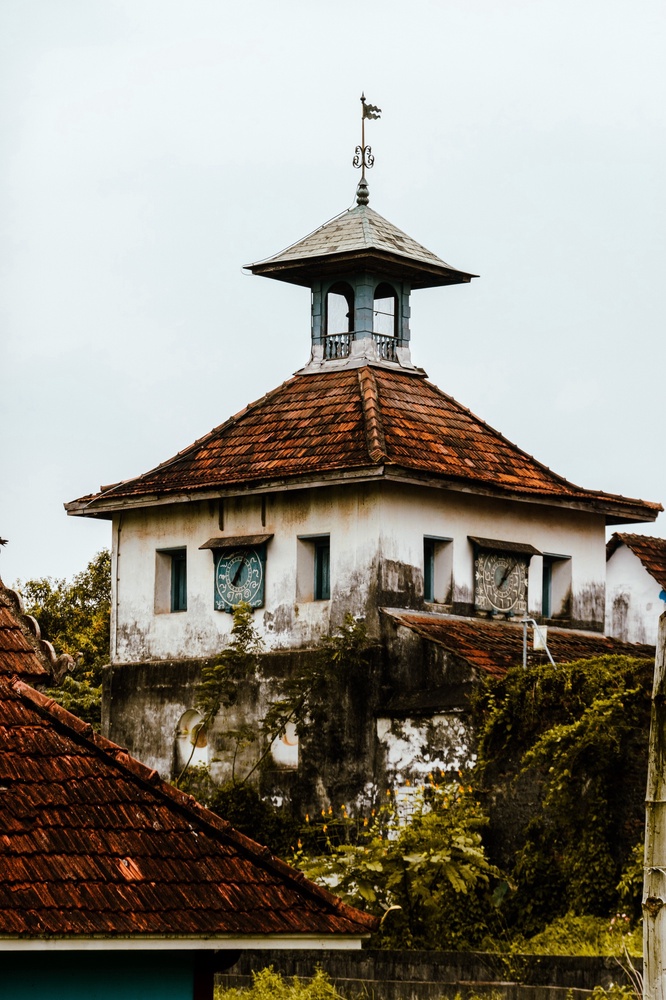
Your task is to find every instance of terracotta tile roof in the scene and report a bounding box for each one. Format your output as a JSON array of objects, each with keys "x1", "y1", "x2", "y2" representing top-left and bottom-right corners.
[
  {"x1": 383, "y1": 610, "x2": 655, "y2": 677},
  {"x1": 248, "y1": 204, "x2": 476, "y2": 288},
  {"x1": 68, "y1": 367, "x2": 660, "y2": 525},
  {"x1": 0, "y1": 586, "x2": 52, "y2": 683},
  {"x1": 607, "y1": 533, "x2": 666, "y2": 590},
  {"x1": 0, "y1": 591, "x2": 376, "y2": 942}
]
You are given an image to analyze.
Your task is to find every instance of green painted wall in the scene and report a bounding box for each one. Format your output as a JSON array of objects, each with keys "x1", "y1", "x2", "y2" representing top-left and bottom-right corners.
[{"x1": 3, "y1": 951, "x2": 194, "y2": 1000}]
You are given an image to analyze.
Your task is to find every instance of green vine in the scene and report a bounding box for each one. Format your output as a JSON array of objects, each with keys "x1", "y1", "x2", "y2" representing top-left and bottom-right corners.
[{"x1": 474, "y1": 654, "x2": 653, "y2": 934}]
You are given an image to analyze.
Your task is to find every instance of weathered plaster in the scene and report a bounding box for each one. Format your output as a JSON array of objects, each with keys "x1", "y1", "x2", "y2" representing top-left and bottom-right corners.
[
  {"x1": 111, "y1": 481, "x2": 607, "y2": 665},
  {"x1": 606, "y1": 543, "x2": 666, "y2": 644}
]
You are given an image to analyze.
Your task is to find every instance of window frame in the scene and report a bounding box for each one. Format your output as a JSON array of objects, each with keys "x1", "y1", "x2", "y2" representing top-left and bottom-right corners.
[
  {"x1": 314, "y1": 537, "x2": 331, "y2": 601},
  {"x1": 155, "y1": 547, "x2": 187, "y2": 615},
  {"x1": 423, "y1": 535, "x2": 453, "y2": 605}
]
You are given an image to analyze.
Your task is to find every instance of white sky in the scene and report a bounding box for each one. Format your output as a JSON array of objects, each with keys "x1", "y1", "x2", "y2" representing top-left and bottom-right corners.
[{"x1": 1, "y1": 0, "x2": 665, "y2": 585}]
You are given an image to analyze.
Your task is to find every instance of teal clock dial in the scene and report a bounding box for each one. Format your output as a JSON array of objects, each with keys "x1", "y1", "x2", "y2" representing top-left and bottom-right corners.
[{"x1": 215, "y1": 547, "x2": 265, "y2": 611}]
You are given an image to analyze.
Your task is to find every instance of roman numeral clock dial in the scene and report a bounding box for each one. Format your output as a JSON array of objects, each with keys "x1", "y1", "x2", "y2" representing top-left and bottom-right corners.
[{"x1": 475, "y1": 551, "x2": 527, "y2": 616}]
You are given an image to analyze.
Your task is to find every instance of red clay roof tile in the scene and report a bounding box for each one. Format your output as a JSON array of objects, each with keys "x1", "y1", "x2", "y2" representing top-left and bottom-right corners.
[
  {"x1": 0, "y1": 587, "x2": 376, "y2": 942},
  {"x1": 67, "y1": 366, "x2": 660, "y2": 524},
  {"x1": 384, "y1": 610, "x2": 654, "y2": 676}
]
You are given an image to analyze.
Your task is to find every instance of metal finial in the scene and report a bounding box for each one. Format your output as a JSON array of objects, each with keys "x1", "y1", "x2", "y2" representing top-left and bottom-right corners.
[
  {"x1": 356, "y1": 177, "x2": 369, "y2": 206},
  {"x1": 352, "y1": 93, "x2": 381, "y2": 192}
]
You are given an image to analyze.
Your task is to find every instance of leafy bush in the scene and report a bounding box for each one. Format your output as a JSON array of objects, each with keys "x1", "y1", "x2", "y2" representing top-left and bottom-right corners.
[
  {"x1": 474, "y1": 655, "x2": 652, "y2": 935},
  {"x1": 294, "y1": 783, "x2": 503, "y2": 949},
  {"x1": 508, "y1": 911, "x2": 641, "y2": 957},
  {"x1": 215, "y1": 967, "x2": 344, "y2": 1000}
]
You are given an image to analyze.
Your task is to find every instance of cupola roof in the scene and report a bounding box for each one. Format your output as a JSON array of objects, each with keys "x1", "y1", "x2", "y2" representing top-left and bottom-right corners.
[{"x1": 247, "y1": 203, "x2": 476, "y2": 289}]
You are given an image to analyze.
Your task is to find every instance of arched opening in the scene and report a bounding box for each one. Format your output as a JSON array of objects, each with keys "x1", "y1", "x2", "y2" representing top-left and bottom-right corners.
[
  {"x1": 324, "y1": 282, "x2": 354, "y2": 359},
  {"x1": 373, "y1": 282, "x2": 398, "y2": 338},
  {"x1": 175, "y1": 709, "x2": 208, "y2": 771},
  {"x1": 270, "y1": 720, "x2": 299, "y2": 769}
]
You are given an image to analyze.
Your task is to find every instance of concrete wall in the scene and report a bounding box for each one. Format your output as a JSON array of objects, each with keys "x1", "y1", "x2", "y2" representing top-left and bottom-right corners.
[
  {"x1": 219, "y1": 949, "x2": 642, "y2": 1000},
  {"x1": 606, "y1": 542, "x2": 665, "y2": 644},
  {"x1": 110, "y1": 481, "x2": 607, "y2": 664}
]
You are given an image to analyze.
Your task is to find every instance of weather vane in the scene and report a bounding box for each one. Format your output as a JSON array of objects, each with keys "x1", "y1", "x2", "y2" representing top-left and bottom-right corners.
[{"x1": 353, "y1": 93, "x2": 381, "y2": 180}]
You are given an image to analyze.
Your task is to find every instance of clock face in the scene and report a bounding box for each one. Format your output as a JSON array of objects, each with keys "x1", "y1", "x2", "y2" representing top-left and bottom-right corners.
[
  {"x1": 215, "y1": 547, "x2": 265, "y2": 611},
  {"x1": 475, "y1": 552, "x2": 527, "y2": 614}
]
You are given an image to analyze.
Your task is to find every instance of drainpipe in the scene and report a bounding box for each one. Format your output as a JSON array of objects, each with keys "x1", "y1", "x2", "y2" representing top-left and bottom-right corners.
[
  {"x1": 113, "y1": 514, "x2": 123, "y2": 660},
  {"x1": 520, "y1": 617, "x2": 556, "y2": 668},
  {"x1": 643, "y1": 611, "x2": 666, "y2": 1000}
]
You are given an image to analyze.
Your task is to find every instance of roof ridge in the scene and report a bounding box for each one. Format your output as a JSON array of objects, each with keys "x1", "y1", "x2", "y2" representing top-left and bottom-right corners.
[
  {"x1": 8, "y1": 674, "x2": 377, "y2": 932},
  {"x1": 358, "y1": 366, "x2": 387, "y2": 464}
]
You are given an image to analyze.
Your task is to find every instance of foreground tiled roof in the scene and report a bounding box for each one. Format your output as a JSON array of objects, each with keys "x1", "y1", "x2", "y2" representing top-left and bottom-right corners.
[
  {"x1": 383, "y1": 610, "x2": 655, "y2": 677},
  {"x1": 67, "y1": 367, "x2": 660, "y2": 525},
  {"x1": 247, "y1": 204, "x2": 476, "y2": 288},
  {"x1": 0, "y1": 590, "x2": 376, "y2": 942},
  {"x1": 607, "y1": 533, "x2": 666, "y2": 590},
  {"x1": 0, "y1": 585, "x2": 52, "y2": 683}
]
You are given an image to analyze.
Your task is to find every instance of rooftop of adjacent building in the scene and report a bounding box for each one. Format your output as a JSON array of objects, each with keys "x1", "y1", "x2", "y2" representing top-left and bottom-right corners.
[{"x1": 607, "y1": 532, "x2": 666, "y2": 591}]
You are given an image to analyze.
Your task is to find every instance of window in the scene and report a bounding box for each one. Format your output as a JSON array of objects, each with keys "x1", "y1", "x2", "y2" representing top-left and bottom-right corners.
[
  {"x1": 424, "y1": 538, "x2": 436, "y2": 603},
  {"x1": 297, "y1": 534, "x2": 330, "y2": 602},
  {"x1": 423, "y1": 536, "x2": 453, "y2": 605},
  {"x1": 373, "y1": 282, "x2": 398, "y2": 337},
  {"x1": 155, "y1": 547, "x2": 187, "y2": 614},
  {"x1": 542, "y1": 554, "x2": 571, "y2": 619},
  {"x1": 170, "y1": 550, "x2": 187, "y2": 611},
  {"x1": 314, "y1": 537, "x2": 330, "y2": 601}
]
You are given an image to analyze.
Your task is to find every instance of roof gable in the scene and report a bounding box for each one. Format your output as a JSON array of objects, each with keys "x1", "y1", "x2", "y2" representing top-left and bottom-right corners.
[
  {"x1": 67, "y1": 367, "x2": 660, "y2": 525},
  {"x1": 607, "y1": 533, "x2": 666, "y2": 590}
]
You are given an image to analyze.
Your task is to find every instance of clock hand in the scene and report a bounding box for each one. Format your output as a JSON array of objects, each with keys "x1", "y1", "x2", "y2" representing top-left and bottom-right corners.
[
  {"x1": 232, "y1": 563, "x2": 244, "y2": 586},
  {"x1": 498, "y1": 562, "x2": 515, "y2": 588}
]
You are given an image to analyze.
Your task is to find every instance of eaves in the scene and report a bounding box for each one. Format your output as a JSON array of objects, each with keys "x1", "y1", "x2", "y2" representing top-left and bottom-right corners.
[{"x1": 65, "y1": 463, "x2": 660, "y2": 525}]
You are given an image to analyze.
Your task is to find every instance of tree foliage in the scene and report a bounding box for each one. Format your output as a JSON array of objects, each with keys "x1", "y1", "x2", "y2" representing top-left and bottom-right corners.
[
  {"x1": 295, "y1": 783, "x2": 503, "y2": 949},
  {"x1": 17, "y1": 550, "x2": 111, "y2": 728},
  {"x1": 474, "y1": 654, "x2": 652, "y2": 934}
]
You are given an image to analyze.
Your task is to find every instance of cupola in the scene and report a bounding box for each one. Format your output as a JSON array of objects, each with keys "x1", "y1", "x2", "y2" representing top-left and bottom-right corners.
[{"x1": 246, "y1": 96, "x2": 476, "y2": 373}]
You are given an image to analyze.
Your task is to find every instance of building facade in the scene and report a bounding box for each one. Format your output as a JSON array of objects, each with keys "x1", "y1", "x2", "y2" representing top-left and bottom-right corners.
[
  {"x1": 67, "y1": 182, "x2": 661, "y2": 814},
  {"x1": 606, "y1": 533, "x2": 666, "y2": 644}
]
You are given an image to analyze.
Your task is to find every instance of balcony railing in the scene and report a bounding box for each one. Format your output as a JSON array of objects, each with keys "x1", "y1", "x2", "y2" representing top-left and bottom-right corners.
[
  {"x1": 374, "y1": 334, "x2": 397, "y2": 362},
  {"x1": 322, "y1": 333, "x2": 398, "y2": 362},
  {"x1": 323, "y1": 333, "x2": 352, "y2": 360}
]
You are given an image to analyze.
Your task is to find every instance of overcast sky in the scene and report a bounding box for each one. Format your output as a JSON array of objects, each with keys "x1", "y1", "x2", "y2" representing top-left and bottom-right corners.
[{"x1": 1, "y1": 0, "x2": 665, "y2": 586}]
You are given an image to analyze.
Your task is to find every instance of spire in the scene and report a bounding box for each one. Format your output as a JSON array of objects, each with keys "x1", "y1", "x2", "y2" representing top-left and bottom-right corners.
[{"x1": 352, "y1": 93, "x2": 381, "y2": 204}]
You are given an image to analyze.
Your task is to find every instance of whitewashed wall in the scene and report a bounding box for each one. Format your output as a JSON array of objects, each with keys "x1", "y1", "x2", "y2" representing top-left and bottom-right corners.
[
  {"x1": 606, "y1": 543, "x2": 665, "y2": 645},
  {"x1": 110, "y1": 481, "x2": 608, "y2": 663}
]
